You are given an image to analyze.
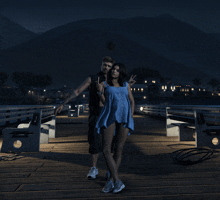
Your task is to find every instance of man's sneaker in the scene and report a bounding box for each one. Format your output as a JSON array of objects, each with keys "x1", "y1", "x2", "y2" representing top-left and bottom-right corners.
[
  {"x1": 87, "y1": 167, "x2": 98, "y2": 179},
  {"x1": 102, "y1": 180, "x2": 114, "y2": 193},
  {"x1": 105, "y1": 170, "x2": 110, "y2": 181},
  {"x1": 113, "y1": 180, "x2": 125, "y2": 193}
]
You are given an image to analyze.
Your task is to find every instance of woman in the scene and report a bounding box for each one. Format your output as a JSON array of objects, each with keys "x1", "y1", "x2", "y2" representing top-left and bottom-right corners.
[{"x1": 95, "y1": 63, "x2": 135, "y2": 193}]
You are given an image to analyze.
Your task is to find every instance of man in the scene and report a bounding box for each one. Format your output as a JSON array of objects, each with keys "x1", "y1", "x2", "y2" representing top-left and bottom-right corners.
[{"x1": 55, "y1": 56, "x2": 136, "y2": 179}]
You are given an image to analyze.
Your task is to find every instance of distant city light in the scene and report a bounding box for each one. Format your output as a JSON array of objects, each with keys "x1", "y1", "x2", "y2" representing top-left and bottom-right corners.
[
  {"x1": 171, "y1": 86, "x2": 175, "y2": 92},
  {"x1": 162, "y1": 85, "x2": 167, "y2": 91}
]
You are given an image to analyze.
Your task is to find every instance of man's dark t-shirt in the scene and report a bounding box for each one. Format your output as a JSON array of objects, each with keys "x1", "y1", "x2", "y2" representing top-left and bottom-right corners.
[
  {"x1": 88, "y1": 71, "x2": 116, "y2": 154},
  {"x1": 89, "y1": 71, "x2": 105, "y2": 117}
]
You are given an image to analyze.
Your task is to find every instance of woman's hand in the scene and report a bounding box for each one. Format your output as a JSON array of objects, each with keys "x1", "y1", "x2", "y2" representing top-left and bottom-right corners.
[{"x1": 128, "y1": 75, "x2": 137, "y2": 86}]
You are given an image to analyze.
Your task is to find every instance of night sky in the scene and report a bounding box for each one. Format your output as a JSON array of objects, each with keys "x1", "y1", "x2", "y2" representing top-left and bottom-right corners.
[{"x1": 1, "y1": 0, "x2": 220, "y2": 33}]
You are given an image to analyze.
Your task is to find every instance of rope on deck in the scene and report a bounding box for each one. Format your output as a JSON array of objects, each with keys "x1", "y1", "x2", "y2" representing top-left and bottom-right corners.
[
  {"x1": 0, "y1": 154, "x2": 24, "y2": 161},
  {"x1": 171, "y1": 147, "x2": 220, "y2": 165}
]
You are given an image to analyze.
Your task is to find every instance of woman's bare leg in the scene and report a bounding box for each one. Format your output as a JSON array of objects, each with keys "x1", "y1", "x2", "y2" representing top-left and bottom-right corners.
[
  {"x1": 102, "y1": 122, "x2": 120, "y2": 181},
  {"x1": 113, "y1": 123, "x2": 129, "y2": 170}
]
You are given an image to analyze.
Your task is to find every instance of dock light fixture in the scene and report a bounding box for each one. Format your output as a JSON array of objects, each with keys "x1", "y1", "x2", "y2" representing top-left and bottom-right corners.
[{"x1": 140, "y1": 106, "x2": 144, "y2": 111}]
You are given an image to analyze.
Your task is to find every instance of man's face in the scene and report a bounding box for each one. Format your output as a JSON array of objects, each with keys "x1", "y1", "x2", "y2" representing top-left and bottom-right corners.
[{"x1": 101, "y1": 62, "x2": 113, "y2": 74}]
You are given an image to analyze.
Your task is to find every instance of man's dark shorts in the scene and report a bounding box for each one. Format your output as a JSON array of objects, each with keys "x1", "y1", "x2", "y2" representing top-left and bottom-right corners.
[
  {"x1": 88, "y1": 106, "x2": 116, "y2": 155},
  {"x1": 88, "y1": 115, "x2": 102, "y2": 154}
]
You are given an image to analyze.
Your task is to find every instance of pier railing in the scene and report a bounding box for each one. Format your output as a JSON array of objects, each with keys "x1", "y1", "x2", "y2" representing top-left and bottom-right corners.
[
  {"x1": 136, "y1": 104, "x2": 220, "y2": 118},
  {"x1": 0, "y1": 105, "x2": 69, "y2": 126}
]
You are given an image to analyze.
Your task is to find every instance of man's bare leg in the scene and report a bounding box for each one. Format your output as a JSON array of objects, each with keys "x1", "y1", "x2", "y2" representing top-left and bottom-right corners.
[
  {"x1": 92, "y1": 153, "x2": 99, "y2": 168},
  {"x1": 87, "y1": 154, "x2": 100, "y2": 179}
]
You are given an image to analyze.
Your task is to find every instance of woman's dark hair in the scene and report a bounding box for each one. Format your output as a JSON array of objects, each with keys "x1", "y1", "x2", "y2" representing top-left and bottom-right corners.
[{"x1": 107, "y1": 63, "x2": 128, "y2": 86}]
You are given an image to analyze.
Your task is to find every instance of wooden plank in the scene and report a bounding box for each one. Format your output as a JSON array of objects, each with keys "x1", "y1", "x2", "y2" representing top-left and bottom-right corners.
[
  {"x1": 1, "y1": 114, "x2": 220, "y2": 200},
  {"x1": 2, "y1": 185, "x2": 220, "y2": 200},
  {"x1": 12, "y1": 178, "x2": 220, "y2": 192},
  {"x1": 0, "y1": 184, "x2": 20, "y2": 192}
]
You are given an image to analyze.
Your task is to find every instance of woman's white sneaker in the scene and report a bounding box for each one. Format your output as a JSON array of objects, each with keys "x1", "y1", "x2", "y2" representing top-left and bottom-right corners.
[
  {"x1": 113, "y1": 180, "x2": 125, "y2": 193},
  {"x1": 102, "y1": 180, "x2": 114, "y2": 193}
]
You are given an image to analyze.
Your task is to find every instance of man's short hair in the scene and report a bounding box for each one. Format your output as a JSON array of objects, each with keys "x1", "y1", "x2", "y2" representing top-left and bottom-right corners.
[{"x1": 102, "y1": 56, "x2": 115, "y2": 64}]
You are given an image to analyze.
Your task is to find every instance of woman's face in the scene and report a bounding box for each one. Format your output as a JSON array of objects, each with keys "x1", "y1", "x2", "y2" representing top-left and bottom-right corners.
[{"x1": 111, "y1": 65, "x2": 120, "y2": 79}]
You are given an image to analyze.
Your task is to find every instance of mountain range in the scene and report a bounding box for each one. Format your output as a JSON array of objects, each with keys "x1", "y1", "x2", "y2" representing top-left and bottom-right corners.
[
  {"x1": 1, "y1": 14, "x2": 220, "y2": 88},
  {"x1": 0, "y1": 14, "x2": 37, "y2": 49}
]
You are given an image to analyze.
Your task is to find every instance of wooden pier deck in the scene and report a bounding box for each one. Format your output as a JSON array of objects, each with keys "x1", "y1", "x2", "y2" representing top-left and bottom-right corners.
[{"x1": 1, "y1": 112, "x2": 220, "y2": 200}]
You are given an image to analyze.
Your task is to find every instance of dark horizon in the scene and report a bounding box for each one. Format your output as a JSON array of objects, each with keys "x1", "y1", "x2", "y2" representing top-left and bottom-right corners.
[
  {"x1": 1, "y1": 15, "x2": 220, "y2": 89},
  {"x1": 1, "y1": 0, "x2": 220, "y2": 33},
  {"x1": 1, "y1": 1, "x2": 220, "y2": 89}
]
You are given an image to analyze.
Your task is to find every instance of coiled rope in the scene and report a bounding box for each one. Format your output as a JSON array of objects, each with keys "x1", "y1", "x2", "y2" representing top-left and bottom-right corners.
[
  {"x1": 0, "y1": 154, "x2": 23, "y2": 161},
  {"x1": 171, "y1": 147, "x2": 219, "y2": 165}
]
